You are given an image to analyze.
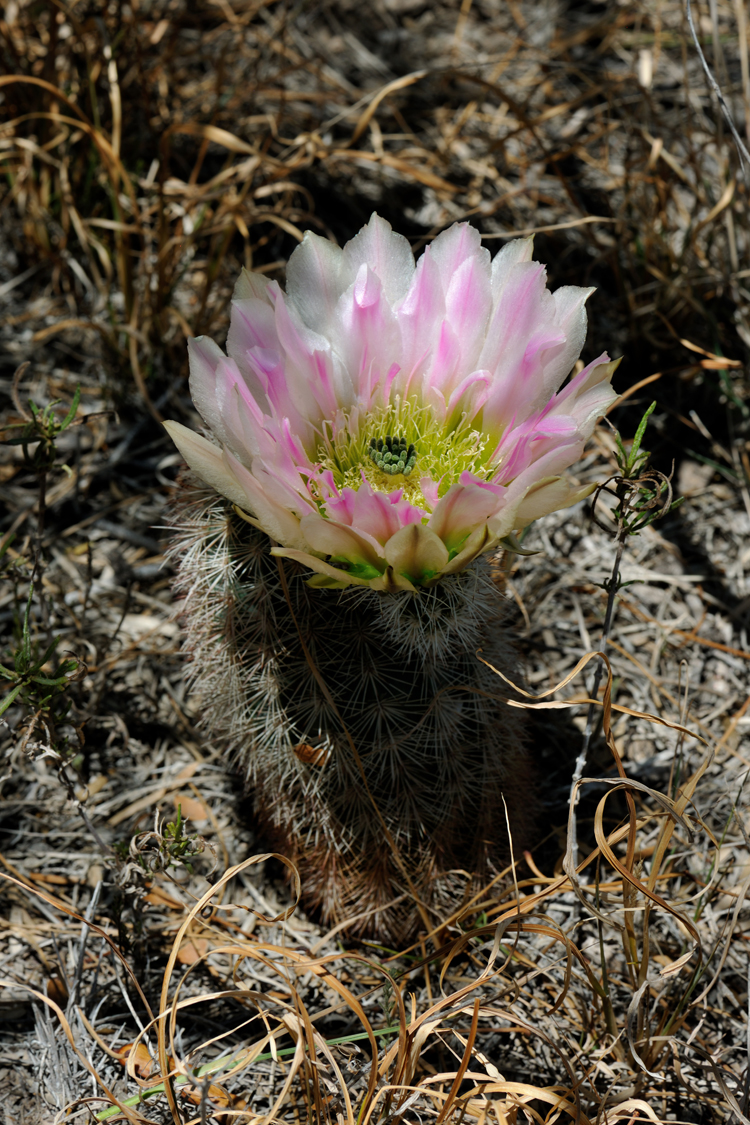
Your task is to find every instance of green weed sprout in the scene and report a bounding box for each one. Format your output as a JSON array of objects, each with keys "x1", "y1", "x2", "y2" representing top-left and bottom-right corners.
[
  {"x1": 0, "y1": 583, "x2": 81, "y2": 723},
  {"x1": 569, "y1": 401, "x2": 684, "y2": 865}
]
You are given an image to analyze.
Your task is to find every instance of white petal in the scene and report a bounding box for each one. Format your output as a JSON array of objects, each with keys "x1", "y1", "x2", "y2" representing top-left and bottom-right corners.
[
  {"x1": 233, "y1": 267, "x2": 272, "y2": 302},
  {"x1": 164, "y1": 422, "x2": 253, "y2": 512},
  {"x1": 285, "y1": 230, "x2": 345, "y2": 332},
  {"x1": 548, "y1": 285, "x2": 595, "y2": 388},
  {"x1": 490, "y1": 236, "x2": 535, "y2": 296},
  {"x1": 187, "y1": 336, "x2": 223, "y2": 436},
  {"x1": 515, "y1": 477, "x2": 595, "y2": 528},
  {"x1": 342, "y1": 213, "x2": 415, "y2": 304}
]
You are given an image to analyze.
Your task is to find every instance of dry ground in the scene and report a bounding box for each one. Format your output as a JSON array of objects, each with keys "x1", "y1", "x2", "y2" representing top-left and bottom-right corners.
[{"x1": 1, "y1": 1, "x2": 750, "y2": 1122}]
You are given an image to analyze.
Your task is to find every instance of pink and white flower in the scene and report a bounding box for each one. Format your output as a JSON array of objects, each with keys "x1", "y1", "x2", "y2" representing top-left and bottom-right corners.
[{"x1": 165, "y1": 215, "x2": 618, "y2": 591}]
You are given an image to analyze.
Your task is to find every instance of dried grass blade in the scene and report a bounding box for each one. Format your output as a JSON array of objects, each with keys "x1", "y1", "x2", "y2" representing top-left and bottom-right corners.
[
  {"x1": 593, "y1": 787, "x2": 702, "y2": 948},
  {"x1": 435, "y1": 997, "x2": 480, "y2": 1123},
  {"x1": 166, "y1": 121, "x2": 257, "y2": 154},
  {"x1": 348, "y1": 70, "x2": 428, "y2": 145},
  {"x1": 157, "y1": 853, "x2": 301, "y2": 1124}
]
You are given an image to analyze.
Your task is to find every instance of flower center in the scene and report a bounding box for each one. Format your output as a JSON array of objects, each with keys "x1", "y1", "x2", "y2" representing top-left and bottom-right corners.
[
  {"x1": 314, "y1": 398, "x2": 494, "y2": 508},
  {"x1": 368, "y1": 434, "x2": 417, "y2": 477}
]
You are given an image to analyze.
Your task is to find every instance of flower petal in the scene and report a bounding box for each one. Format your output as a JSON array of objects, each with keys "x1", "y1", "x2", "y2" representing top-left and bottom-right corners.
[
  {"x1": 165, "y1": 421, "x2": 249, "y2": 507},
  {"x1": 440, "y1": 524, "x2": 493, "y2": 576},
  {"x1": 514, "y1": 476, "x2": 596, "y2": 528},
  {"x1": 271, "y1": 547, "x2": 390, "y2": 590},
  {"x1": 428, "y1": 477, "x2": 504, "y2": 555},
  {"x1": 341, "y1": 213, "x2": 415, "y2": 304},
  {"x1": 233, "y1": 267, "x2": 272, "y2": 302},
  {"x1": 325, "y1": 483, "x2": 425, "y2": 546},
  {"x1": 300, "y1": 512, "x2": 385, "y2": 570},
  {"x1": 442, "y1": 243, "x2": 492, "y2": 372},
  {"x1": 490, "y1": 236, "x2": 535, "y2": 296},
  {"x1": 222, "y1": 449, "x2": 308, "y2": 548},
  {"x1": 548, "y1": 355, "x2": 621, "y2": 434},
  {"x1": 285, "y1": 230, "x2": 345, "y2": 332},
  {"x1": 549, "y1": 284, "x2": 595, "y2": 388},
  {"x1": 187, "y1": 336, "x2": 230, "y2": 441},
  {"x1": 384, "y1": 523, "x2": 449, "y2": 583}
]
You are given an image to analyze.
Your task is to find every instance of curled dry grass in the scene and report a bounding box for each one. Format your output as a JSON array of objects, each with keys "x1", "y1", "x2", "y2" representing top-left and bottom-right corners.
[
  {"x1": 2, "y1": 0, "x2": 749, "y2": 419},
  {"x1": 2, "y1": 1, "x2": 750, "y2": 1122},
  {"x1": 1, "y1": 650, "x2": 741, "y2": 1125}
]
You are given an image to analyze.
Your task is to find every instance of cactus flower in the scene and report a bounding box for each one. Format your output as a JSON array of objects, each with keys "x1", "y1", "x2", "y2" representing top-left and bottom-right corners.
[{"x1": 165, "y1": 215, "x2": 618, "y2": 591}]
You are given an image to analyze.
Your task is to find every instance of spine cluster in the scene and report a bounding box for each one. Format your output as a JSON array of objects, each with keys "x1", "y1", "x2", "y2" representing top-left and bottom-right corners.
[{"x1": 169, "y1": 473, "x2": 533, "y2": 943}]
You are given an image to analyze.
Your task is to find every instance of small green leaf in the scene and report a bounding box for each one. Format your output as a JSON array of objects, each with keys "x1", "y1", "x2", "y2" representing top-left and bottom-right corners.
[
  {"x1": 21, "y1": 585, "x2": 33, "y2": 667},
  {"x1": 627, "y1": 401, "x2": 656, "y2": 473},
  {"x1": 59, "y1": 384, "x2": 81, "y2": 432},
  {"x1": 0, "y1": 681, "x2": 24, "y2": 717},
  {"x1": 36, "y1": 636, "x2": 62, "y2": 667},
  {"x1": 614, "y1": 431, "x2": 628, "y2": 469}
]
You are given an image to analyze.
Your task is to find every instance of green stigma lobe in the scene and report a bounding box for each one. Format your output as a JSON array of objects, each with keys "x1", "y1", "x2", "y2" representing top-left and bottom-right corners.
[{"x1": 368, "y1": 434, "x2": 417, "y2": 477}]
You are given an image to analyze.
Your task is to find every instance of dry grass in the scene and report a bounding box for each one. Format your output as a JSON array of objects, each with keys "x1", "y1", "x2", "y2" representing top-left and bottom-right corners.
[{"x1": 1, "y1": 0, "x2": 750, "y2": 1122}]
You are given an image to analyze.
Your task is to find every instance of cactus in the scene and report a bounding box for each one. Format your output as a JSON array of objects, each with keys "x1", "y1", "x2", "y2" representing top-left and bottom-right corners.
[
  {"x1": 169, "y1": 473, "x2": 532, "y2": 944},
  {"x1": 163, "y1": 216, "x2": 617, "y2": 941}
]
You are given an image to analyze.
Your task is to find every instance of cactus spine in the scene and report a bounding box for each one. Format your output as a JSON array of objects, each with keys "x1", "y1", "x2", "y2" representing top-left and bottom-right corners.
[{"x1": 170, "y1": 474, "x2": 532, "y2": 943}]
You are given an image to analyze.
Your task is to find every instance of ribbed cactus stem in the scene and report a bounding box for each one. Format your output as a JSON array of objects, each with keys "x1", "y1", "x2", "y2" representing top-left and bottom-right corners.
[{"x1": 169, "y1": 474, "x2": 532, "y2": 943}]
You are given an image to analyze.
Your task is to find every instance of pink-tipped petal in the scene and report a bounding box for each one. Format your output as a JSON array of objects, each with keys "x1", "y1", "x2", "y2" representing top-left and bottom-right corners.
[
  {"x1": 325, "y1": 484, "x2": 424, "y2": 546},
  {"x1": 430, "y1": 221, "x2": 489, "y2": 277},
  {"x1": 334, "y1": 266, "x2": 402, "y2": 407},
  {"x1": 428, "y1": 477, "x2": 505, "y2": 555},
  {"x1": 445, "y1": 369, "x2": 490, "y2": 427},
  {"x1": 420, "y1": 477, "x2": 441, "y2": 510},
  {"x1": 443, "y1": 249, "x2": 492, "y2": 371},
  {"x1": 480, "y1": 261, "x2": 561, "y2": 428},
  {"x1": 394, "y1": 247, "x2": 445, "y2": 397}
]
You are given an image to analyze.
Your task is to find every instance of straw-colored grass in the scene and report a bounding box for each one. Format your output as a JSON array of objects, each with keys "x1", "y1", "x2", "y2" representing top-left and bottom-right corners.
[{"x1": 1, "y1": 1, "x2": 749, "y2": 1122}]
